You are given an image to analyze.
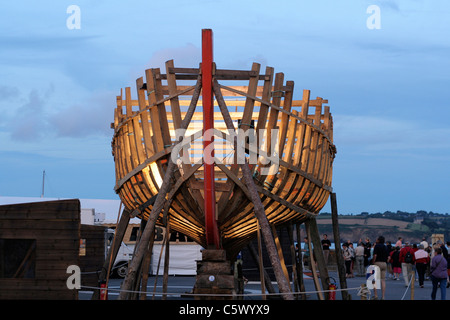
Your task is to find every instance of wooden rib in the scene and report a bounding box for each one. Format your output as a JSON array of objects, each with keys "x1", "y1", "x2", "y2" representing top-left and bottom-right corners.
[
  {"x1": 136, "y1": 77, "x2": 154, "y2": 158},
  {"x1": 166, "y1": 60, "x2": 205, "y2": 219},
  {"x1": 165, "y1": 60, "x2": 182, "y2": 131},
  {"x1": 262, "y1": 86, "x2": 297, "y2": 225},
  {"x1": 217, "y1": 63, "x2": 260, "y2": 219},
  {"x1": 145, "y1": 69, "x2": 166, "y2": 153},
  {"x1": 303, "y1": 101, "x2": 323, "y2": 211},
  {"x1": 152, "y1": 68, "x2": 172, "y2": 149}
]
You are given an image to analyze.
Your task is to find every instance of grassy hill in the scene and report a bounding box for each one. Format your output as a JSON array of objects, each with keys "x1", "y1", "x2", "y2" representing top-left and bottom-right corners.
[{"x1": 314, "y1": 213, "x2": 449, "y2": 244}]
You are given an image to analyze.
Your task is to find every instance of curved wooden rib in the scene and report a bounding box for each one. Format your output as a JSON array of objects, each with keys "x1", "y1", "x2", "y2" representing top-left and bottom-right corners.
[{"x1": 111, "y1": 61, "x2": 336, "y2": 255}]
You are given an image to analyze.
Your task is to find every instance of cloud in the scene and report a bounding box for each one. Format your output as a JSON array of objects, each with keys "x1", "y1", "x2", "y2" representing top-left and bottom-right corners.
[
  {"x1": 0, "y1": 85, "x2": 20, "y2": 101},
  {"x1": 3, "y1": 84, "x2": 114, "y2": 142},
  {"x1": 145, "y1": 43, "x2": 201, "y2": 70},
  {"x1": 7, "y1": 88, "x2": 52, "y2": 141},
  {"x1": 48, "y1": 90, "x2": 114, "y2": 138}
]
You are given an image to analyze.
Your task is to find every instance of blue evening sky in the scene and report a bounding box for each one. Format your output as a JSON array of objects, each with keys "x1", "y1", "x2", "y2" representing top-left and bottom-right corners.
[{"x1": 0, "y1": 1, "x2": 449, "y2": 214}]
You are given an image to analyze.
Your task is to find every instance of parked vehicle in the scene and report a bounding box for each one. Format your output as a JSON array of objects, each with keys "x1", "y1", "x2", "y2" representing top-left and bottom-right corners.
[{"x1": 106, "y1": 228, "x2": 134, "y2": 278}]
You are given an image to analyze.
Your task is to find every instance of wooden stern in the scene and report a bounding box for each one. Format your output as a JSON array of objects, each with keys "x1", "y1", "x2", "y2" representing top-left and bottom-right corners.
[{"x1": 111, "y1": 61, "x2": 336, "y2": 256}]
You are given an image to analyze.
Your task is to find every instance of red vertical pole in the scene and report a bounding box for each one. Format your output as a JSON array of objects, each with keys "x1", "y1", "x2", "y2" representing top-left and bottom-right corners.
[{"x1": 202, "y1": 29, "x2": 220, "y2": 248}]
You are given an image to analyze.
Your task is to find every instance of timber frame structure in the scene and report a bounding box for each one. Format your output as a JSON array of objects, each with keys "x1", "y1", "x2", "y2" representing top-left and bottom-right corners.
[{"x1": 109, "y1": 29, "x2": 337, "y2": 300}]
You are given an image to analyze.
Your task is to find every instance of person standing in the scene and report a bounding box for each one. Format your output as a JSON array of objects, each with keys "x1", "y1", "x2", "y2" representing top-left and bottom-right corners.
[
  {"x1": 386, "y1": 241, "x2": 393, "y2": 279},
  {"x1": 447, "y1": 241, "x2": 450, "y2": 288},
  {"x1": 342, "y1": 243, "x2": 353, "y2": 278},
  {"x1": 390, "y1": 246, "x2": 401, "y2": 280},
  {"x1": 399, "y1": 242, "x2": 415, "y2": 287},
  {"x1": 348, "y1": 242, "x2": 355, "y2": 277},
  {"x1": 430, "y1": 247, "x2": 448, "y2": 300},
  {"x1": 372, "y1": 236, "x2": 389, "y2": 300},
  {"x1": 414, "y1": 244, "x2": 430, "y2": 288},
  {"x1": 436, "y1": 240, "x2": 449, "y2": 288},
  {"x1": 321, "y1": 234, "x2": 331, "y2": 266},
  {"x1": 395, "y1": 237, "x2": 403, "y2": 248},
  {"x1": 420, "y1": 237, "x2": 429, "y2": 250},
  {"x1": 355, "y1": 242, "x2": 365, "y2": 277},
  {"x1": 364, "y1": 238, "x2": 371, "y2": 267}
]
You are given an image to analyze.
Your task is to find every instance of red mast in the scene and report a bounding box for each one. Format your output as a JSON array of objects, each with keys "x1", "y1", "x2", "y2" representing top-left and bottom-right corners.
[{"x1": 202, "y1": 29, "x2": 220, "y2": 248}]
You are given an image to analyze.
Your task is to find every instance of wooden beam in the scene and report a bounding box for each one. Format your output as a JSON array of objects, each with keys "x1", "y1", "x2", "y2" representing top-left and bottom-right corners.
[
  {"x1": 307, "y1": 216, "x2": 330, "y2": 299},
  {"x1": 330, "y1": 192, "x2": 350, "y2": 300},
  {"x1": 92, "y1": 207, "x2": 130, "y2": 300},
  {"x1": 118, "y1": 76, "x2": 202, "y2": 300},
  {"x1": 305, "y1": 219, "x2": 324, "y2": 300},
  {"x1": 213, "y1": 79, "x2": 294, "y2": 300},
  {"x1": 271, "y1": 224, "x2": 290, "y2": 284}
]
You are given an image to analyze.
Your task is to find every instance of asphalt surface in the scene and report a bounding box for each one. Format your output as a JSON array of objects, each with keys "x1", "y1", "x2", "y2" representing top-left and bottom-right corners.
[{"x1": 79, "y1": 270, "x2": 446, "y2": 301}]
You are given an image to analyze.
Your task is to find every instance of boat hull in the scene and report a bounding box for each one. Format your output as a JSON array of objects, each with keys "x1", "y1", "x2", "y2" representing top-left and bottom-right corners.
[{"x1": 111, "y1": 62, "x2": 336, "y2": 255}]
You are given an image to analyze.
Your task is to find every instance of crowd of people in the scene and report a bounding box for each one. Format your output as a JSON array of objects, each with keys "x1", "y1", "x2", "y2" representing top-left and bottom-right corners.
[
  {"x1": 301, "y1": 234, "x2": 449, "y2": 300},
  {"x1": 339, "y1": 236, "x2": 450, "y2": 300}
]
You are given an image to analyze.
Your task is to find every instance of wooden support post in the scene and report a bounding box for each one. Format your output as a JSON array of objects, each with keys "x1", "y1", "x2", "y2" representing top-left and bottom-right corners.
[
  {"x1": 271, "y1": 224, "x2": 291, "y2": 285},
  {"x1": 246, "y1": 243, "x2": 276, "y2": 296},
  {"x1": 330, "y1": 192, "x2": 350, "y2": 300},
  {"x1": 139, "y1": 226, "x2": 155, "y2": 300},
  {"x1": 305, "y1": 220, "x2": 324, "y2": 300},
  {"x1": 162, "y1": 225, "x2": 171, "y2": 300},
  {"x1": 130, "y1": 218, "x2": 147, "y2": 300},
  {"x1": 307, "y1": 217, "x2": 330, "y2": 299},
  {"x1": 256, "y1": 220, "x2": 266, "y2": 299},
  {"x1": 213, "y1": 80, "x2": 294, "y2": 300},
  {"x1": 152, "y1": 228, "x2": 168, "y2": 300},
  {"x1": 118, "y1": 77, "x2": 202, "y2": 300},
  {"x1": 287, "y1": 223, "x2": 300, "y2": 299},
  {"x1": 295, "y1": 223, "x2": 306, "y2": 300},
  {"x1": 241, "y1": 161, "x2": 293, "y2": 300},
  {"x1": 92, "y1": 207, "x2": 130, "y2": 300},
  {"x1": 131, "y1": 258, "x2": 143, "y2": 300}
]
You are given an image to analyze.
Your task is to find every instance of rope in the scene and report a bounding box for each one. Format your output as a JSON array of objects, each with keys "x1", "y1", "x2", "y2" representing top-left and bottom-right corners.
[
  {"x1": 401, "y1": 272, "x2": 414, "y2": 300},
  {"x1": 80, "y1": 284, "x2": 363, "y2": 298}
]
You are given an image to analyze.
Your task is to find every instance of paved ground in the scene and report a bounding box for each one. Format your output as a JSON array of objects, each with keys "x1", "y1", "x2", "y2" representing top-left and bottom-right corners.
[{"x1": 79, "y1": 270, "x2": 446, "y2": 301}]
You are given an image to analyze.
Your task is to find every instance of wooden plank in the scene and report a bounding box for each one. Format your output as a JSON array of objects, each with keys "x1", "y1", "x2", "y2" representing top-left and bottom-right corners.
[
  {"x1": 145, "y1": 68, "x2": 166, "y2": 153},
  {"x1": 125, "y1": 87, "x2": 140, "y2": 168},
  {"x1": 152, "y1": 68, "x2": 172, "y2": 149},
  {"x1": 279, "y1": 80, "x2": 294, "y2": 156},
  {"x1": 217, "y1": 63, "x2": 260, "y2": 217},
  {"x1": 305, "y1": 219, "x2": 324, "y2": 300},
  {"x1": 136, "y1": 77, "x2": 154, "y2": 158},
  {"x1": 117, "y1": 97, "x2": 326, "y2": 108},
  {"x1": 165, "y1": 60, "x2": 183, "y2": 131}
]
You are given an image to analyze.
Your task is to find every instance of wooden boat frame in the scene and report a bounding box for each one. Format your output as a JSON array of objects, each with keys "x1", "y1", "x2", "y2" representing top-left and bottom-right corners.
[{"x1": 112, "y1": 55, "x2": 336, "y2": 256}]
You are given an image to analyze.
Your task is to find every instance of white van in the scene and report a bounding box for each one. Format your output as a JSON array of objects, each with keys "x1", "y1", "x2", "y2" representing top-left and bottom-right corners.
[{"x1": 106, "y1": 229, "x2": 134, "y2": 278}]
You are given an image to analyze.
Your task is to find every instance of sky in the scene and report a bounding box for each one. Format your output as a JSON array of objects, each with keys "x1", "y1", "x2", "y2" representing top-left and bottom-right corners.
[{"x1": 0, "y1": 0, "x2": 449, "y2": 215}]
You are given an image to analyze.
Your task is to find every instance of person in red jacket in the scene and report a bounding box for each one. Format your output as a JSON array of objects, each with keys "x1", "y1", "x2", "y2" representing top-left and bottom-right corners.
[
  {"x1": 399, "y1": 242, "x2": 415, "y2": 287},
  {"x1": 414, "y1": 244, "x2": 430, "y2": 288}
]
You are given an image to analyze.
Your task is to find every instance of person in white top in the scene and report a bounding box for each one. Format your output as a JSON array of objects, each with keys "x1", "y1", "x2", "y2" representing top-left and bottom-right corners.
[
  {"x1": 420, "y1": 237, "x2": 429, "y2": 250},
  {"x1": 414, "y1": 244, "x2": 430, "y2": 287}
]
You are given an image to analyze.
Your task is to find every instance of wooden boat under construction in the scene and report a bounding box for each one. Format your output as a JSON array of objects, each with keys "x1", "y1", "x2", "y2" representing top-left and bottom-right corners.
[{"x1": 111, "y1": 31, "x2": 336, "y2": 258}]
